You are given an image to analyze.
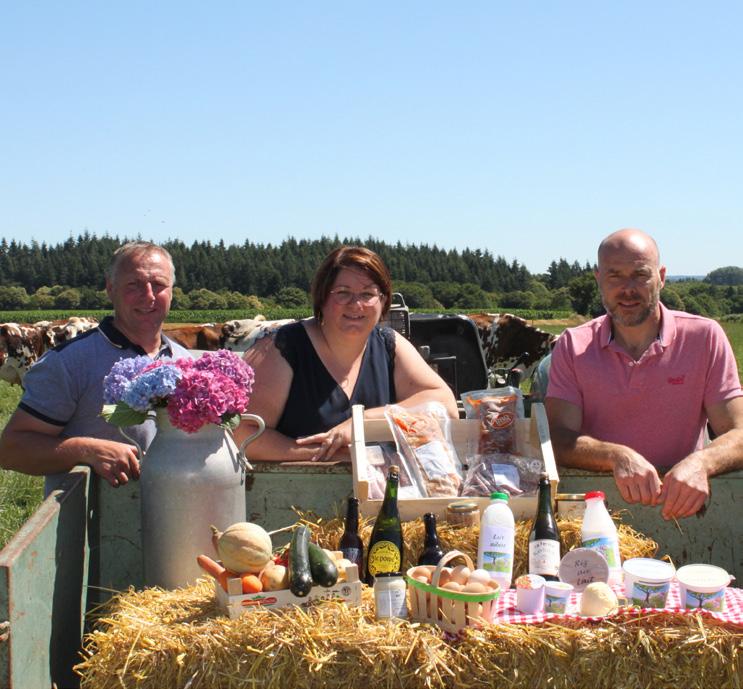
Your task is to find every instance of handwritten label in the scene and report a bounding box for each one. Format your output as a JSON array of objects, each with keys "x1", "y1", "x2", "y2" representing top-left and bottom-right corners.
[{"x1": 557, "y1": 548, "x2": 610, "y2": 592}]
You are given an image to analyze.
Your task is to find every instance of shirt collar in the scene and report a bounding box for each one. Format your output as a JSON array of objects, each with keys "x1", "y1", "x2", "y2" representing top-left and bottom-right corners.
[
  {"x1": 98, "y1": 315, "x2": 174, "y2": 357},
  {"x1": 600, "y1": 302, "x2": 674, "y2": 349}
]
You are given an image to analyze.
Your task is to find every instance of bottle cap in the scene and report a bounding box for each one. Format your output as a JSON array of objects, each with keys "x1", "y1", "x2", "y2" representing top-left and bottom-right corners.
[
  {"x1": 374, "y1": 571, "x2": 402, "y2": 578},
  {"x1": 388, "y1": 465, "x2": 400, "y2": 477},
  {"x1": 585, "y1": 490, "x2": 606, "y2": 501},
  {"x1": 491, "y1": 491, "x2": 509, "y2": 501}
]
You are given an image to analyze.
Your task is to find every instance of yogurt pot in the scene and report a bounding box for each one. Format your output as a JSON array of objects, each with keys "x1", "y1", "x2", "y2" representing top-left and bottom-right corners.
[
  {"x1": 544, "y1": 581, "x2": 574, "y2": 614},
  {"x1": 676, "y1": 564, "x2": 733, "y2": 612},
  {"x1": 515, "y1": 574, "x2": 546, "y2": 614},
  {"x1": 622, "y1": 558, "x2": 676, "y2": 608}
]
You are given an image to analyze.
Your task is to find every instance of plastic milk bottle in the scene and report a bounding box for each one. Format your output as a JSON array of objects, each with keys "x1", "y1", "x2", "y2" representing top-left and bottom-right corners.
[
  {"x1": 581, "y1": 491, "x2": 622, "y2": 585},
  {"x1": 477, "y1": 492, "x2": 515, "y2": 590}
]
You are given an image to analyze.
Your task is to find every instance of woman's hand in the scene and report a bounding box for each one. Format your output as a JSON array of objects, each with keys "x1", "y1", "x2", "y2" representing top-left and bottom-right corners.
[{"x1": 295, "y1": 418, "x2": 353, "y2": 462}]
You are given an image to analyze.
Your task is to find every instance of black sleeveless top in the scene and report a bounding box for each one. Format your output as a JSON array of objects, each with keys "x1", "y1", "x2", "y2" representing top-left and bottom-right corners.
[{"x1": 275, "y1": 321, "x2": 397, "y2": 438}]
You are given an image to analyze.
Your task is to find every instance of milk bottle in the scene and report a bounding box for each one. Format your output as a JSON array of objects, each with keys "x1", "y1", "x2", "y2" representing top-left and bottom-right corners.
[
  {"x1": 477, "y1": 492, "x2": 515, "y2": 590},
  {"x1": 581, "y1": 491, "x2": 622, "y2": 585}
]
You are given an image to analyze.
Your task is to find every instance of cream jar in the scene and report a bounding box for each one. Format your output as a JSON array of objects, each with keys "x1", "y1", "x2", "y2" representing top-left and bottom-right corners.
[{"x1": 374, "y1": 572, "x2": 408, "y2": 620}]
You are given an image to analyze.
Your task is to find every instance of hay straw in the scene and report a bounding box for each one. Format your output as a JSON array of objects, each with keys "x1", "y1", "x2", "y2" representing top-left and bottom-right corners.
[
  {"x1": 75, "y1": 514, "x2": 736, "y2": 689},
  {"x1": 76, "y1": 577, "x2": 743, "y2": 689}
]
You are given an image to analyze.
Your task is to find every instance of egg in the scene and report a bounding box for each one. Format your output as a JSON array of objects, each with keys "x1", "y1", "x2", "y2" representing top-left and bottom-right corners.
[
  {"x1": 466, "y1": 569, "x2": 492, "y2": 587},
  {"x1": 441, "y1": 581, "x2": 464, "y2": 592},
  {"x1": 409, "y1": 566, "x2": 432, "y2": 584},
  {"x1": 437, "y1": 567, "x2": 453, "y2": 587},
  {"x1": 450, "y1": 565, "x2": 471, "y2": 585},
  {"x1": 462, "y1": 582, "x2": 489, "y2": 594}
]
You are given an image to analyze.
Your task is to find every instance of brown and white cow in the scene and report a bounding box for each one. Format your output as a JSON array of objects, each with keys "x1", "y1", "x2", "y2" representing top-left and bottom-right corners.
[
  {"x1": 0, "y1": 323, "x2": 47, "y2": 386},
  {"x1": 221, "y1": 317, "x2": 295, "y2": 352},
  {"x1": 0, "y1": 317, "x2": 99, "y2": 386},
  {"x1": 162, "y1": 323, "x2": 223, "y2": 351},
  {"x1": 466, "y1": 312, "x2": 556, "y2": 381}
]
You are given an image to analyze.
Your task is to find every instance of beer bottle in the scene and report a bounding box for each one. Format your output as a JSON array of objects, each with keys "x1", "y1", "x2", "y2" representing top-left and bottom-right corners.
[
  {"x1": 366, "y1": 465, "x2": 403, "y2": 584},
  {"x1": 338, "y1": 497, "x2": 364, "y2": 573},
  {"x1": 528, "y1": 472, "x2": 561, "y2": 581},
  {"x1": 417, "y1": 512, "x2": 445, "y2": 566}
]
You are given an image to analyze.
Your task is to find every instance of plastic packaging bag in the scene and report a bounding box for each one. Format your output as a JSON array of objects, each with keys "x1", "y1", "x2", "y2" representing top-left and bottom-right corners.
[
  {"x1": 459, "y1": 388, "x2": 541, "y2": 497},
  {"x1": 364, "y1": 442, "x2": 423, "y2": 499},
  {"x1": 461, "y1": 388, "x2": 524, "y2": 455},
  {"x1": 384, "y1": 402, "x2": 462, "y2": 497}
]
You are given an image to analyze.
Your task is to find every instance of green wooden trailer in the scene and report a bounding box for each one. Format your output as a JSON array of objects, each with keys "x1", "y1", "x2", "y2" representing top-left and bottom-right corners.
[{"x1": 2, "y1": 449, "x2": 742, "y2": 688}]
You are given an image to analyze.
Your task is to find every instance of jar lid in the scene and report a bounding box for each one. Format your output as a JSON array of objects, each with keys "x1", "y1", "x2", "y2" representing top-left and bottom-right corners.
[
  {"x1": 556, "y1": 493, "x2": 586, "y2": 501},
  {"x1": 447, "y1": 501, "x2": 478, "y2": 513},
  {"x1": 585, "y1": 490, "x2": 606, "y2": 501},
  {"x1": 374, "y1": 571, "x2": 402, "y2": 578}
]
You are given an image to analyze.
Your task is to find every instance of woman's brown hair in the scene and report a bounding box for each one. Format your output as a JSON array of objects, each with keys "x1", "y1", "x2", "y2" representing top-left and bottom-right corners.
[{"x1": 311, "y1": 246, "x2": 392, "y2": 320}]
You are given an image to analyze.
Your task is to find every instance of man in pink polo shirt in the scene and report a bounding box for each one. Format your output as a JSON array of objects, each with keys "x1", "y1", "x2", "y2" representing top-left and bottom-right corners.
[{"x1": 546, "y1": 229, "x2": 743, "y2": 520}]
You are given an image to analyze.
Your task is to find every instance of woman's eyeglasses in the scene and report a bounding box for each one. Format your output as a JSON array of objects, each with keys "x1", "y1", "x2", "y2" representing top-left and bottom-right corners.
[{"x1": 329, "y1": 288, "x2": 383, "y2": 306}]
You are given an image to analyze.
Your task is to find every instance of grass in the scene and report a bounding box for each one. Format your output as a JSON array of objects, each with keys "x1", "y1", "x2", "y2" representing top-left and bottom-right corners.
[
  {"x1": 1, "y1": 317, "x2": 742, "y2": 551},
  {"x1": 0, "y1": 381, "x2": 43, "y2": 549}
]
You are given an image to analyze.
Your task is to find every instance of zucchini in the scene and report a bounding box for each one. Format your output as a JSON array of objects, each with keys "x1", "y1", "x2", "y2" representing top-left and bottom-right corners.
[
  {"x1": 308, "y1": 542, "x2": 339, "y2": 587},
  {"x1": 288, "y1": 525, "x2": 313, "y2": 597}
]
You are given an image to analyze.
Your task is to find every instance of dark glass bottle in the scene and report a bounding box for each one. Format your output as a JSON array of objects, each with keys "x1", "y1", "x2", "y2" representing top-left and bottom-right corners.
[
  {"x1": 365, "y1": 465, "x2": 403, "y2": 585},
  {"x1": 528, "y1": 472, "x2": 561, "y2": 581},
  {"x1": 338, "y1": 497, "x2": 364, "y2": 573},
  {"x1": 417, "y1": 512, "x2": 445, "y2": 566}
]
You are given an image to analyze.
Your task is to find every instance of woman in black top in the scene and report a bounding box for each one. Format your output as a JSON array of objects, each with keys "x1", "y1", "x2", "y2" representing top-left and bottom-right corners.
[{"x1": 236, "y1": 246, "x2": 457, "y2": 462}]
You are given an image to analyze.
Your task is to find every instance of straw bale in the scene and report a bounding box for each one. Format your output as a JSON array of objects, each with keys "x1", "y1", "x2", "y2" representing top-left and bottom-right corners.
[{"x1": 77, "y1": 578, "x2": 742, "y2": 689}]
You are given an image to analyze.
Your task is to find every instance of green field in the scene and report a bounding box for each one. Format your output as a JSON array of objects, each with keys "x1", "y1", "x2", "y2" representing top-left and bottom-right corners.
[{"x1": 1, "y1": 318, "x2": 742, "y2": 549}]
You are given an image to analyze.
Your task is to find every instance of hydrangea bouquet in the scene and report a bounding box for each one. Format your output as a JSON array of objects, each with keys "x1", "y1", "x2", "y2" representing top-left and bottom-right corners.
[{"x1": 101, "y1": 350, "x2": 255, "y2": 433}]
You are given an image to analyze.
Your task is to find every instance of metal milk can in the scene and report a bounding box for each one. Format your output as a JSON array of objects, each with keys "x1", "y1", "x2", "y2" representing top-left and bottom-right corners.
[{"x1": 136, "y1": 410, "x2": 265, "y2": 589}]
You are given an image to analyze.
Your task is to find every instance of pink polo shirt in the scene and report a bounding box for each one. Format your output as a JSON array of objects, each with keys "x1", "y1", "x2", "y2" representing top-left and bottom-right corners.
[{"x1": 546, "y1": 304, "x2": 742, "y2": 468}]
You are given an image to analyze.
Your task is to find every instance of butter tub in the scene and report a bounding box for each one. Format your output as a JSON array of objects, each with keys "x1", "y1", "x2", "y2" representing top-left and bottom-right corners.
[{"x1": 676, "y1": 564, "x2": 733, "y2": 612}]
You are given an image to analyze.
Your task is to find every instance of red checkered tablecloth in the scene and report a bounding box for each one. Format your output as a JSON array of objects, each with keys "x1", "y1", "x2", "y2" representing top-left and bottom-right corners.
[{"x1": 493, "y1": 581, "x2": 743, "y2": 626}]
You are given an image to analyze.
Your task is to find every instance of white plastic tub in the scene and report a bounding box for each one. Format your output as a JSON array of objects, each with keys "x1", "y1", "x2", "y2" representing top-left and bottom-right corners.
[
  {"x1": 676, "y1": 564, "x2": 733, "y2": 612},
  {"x1": 622, "y1": 558, "x2": 675, "y2": 608}
]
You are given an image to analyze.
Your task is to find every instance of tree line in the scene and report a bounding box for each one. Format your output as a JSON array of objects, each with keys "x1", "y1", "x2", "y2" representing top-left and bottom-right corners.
[{"x1": 1, "y1": 234, "x2": 742, "y2": 318}]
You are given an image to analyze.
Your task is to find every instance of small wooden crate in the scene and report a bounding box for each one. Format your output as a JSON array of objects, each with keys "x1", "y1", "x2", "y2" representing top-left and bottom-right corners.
[
  {"x1": 350, "y1": 402, "x2": 558, "y2": 521},
  {"x1": 215, "y1": 564, "x2": 362, "y2": 619},
  {"x1": 406, "y1": 551, "x2": 500, "y2": 634}
]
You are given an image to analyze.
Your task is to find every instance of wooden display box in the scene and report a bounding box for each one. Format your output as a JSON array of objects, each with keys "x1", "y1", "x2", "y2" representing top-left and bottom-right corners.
[
  {"x1": 350, "y1": 402, "x2": 558, "y2": 522},
  {"x1": 215, "y1": 564, "x2": 362, "y2": 619}
]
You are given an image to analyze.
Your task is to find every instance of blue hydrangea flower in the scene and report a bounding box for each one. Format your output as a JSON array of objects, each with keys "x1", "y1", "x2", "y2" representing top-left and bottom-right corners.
[
  {"x1": 122, "y1": 364, "x2": 182, "y2": 412},
  {"x1": 102, "y1": 356, "x2": 153, "y2": 404}
]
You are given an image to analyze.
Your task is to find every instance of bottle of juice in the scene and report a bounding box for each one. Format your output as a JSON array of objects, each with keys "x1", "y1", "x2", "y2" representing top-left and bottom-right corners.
[
  {"x1": 366, "y1": 465, "x2": 403, "y2": 585},
  {"x1": 477, "y1": 492, "x2": 515, "y2": 590},
  {"x1": 528, "y1": 472, "x2": 561, "y2": 581},
  {"x1": 581, "y1": 490, "x2": 622, "y2": 585}
]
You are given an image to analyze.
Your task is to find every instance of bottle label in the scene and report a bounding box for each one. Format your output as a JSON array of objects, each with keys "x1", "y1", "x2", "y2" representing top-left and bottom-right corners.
[
  {"x1": 375, "y1": 583, "x2": 408, "y2": 619},
  {"x1": 367, "y1": 540, "x2": 402, "y2": 576},
  {"x1": 342, "y1": 547, "x2": 363, "y2": 566},
  {"x1": 479, "y1": 524, "x2": 514, "y2": 575},
  {"x1": 529, "y1": 539, "x2": 560, "y2": 576},
  {"x1": 582, "y1": 536, "x2": 620, "y2": 568}
]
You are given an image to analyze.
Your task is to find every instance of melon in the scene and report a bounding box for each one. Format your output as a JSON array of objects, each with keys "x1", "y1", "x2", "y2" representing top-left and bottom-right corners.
[{"x1": 210, "y1": 522, "x2": 272, "y2": 575}]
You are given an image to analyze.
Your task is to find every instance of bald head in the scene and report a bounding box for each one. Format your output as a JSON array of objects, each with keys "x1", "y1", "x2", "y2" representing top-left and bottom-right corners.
[{"x1": 598, "y1": 229, "x2": 660, "y2": 269}]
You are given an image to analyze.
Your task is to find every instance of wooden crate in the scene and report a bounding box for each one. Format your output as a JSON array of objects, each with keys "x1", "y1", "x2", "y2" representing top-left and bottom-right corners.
[
  {"x1": 350, "y1": 402, "x2": 558, "y2": 522},
  {"x1": 215, "y1": 564, "x2": 362, "y2": 619}
]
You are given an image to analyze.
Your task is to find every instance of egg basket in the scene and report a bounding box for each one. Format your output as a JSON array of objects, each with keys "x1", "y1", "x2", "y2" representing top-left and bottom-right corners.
[{"x1": 405, "y1": 550, "x2": 500, "y2": 634}]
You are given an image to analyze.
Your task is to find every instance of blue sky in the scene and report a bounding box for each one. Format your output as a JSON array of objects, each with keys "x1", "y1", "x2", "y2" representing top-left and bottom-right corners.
[{"x1": 2, "y1": 2, "x2": 741, "y2": 276}]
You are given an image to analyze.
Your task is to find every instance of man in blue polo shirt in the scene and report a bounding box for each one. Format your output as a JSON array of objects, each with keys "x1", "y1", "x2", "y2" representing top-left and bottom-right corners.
[{"x1": 0, "y1": 241, "x2": 190, "y2": 491}]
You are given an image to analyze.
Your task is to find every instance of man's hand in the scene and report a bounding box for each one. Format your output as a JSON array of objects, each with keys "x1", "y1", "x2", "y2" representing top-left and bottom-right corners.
[
  {"x1": 87, "y1": 440, "x2": 141, "y2": 487},
  {"x1": 612, "y1": 448, "x2": 663, "y2": 506},
  {"x1": 658, "y1": 455, "x2": 709, "y2": 520}
]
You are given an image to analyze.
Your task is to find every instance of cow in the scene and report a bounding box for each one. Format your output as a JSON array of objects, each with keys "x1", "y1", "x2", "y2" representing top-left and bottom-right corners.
[
  {"x1": 0, "y1": 323, "x2": 47, "y2": 386},
  {"x1": 466, "y1": 312, "x2": 557, "y2": 382},
  {"x1": 221, "y1": 317, "x2": 295, "y2": 352},
  {"x1": 162, "y1": 323, "x2": 223, "y2": 351},
  {"x1": 0, "y1": 317, "x2": 99, "y2": 387}
]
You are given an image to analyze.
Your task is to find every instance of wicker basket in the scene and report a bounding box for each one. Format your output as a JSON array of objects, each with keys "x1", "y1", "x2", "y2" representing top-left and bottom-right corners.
[{"x1": 405, "y1": 550, "x2": 500, "y2": 634}]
